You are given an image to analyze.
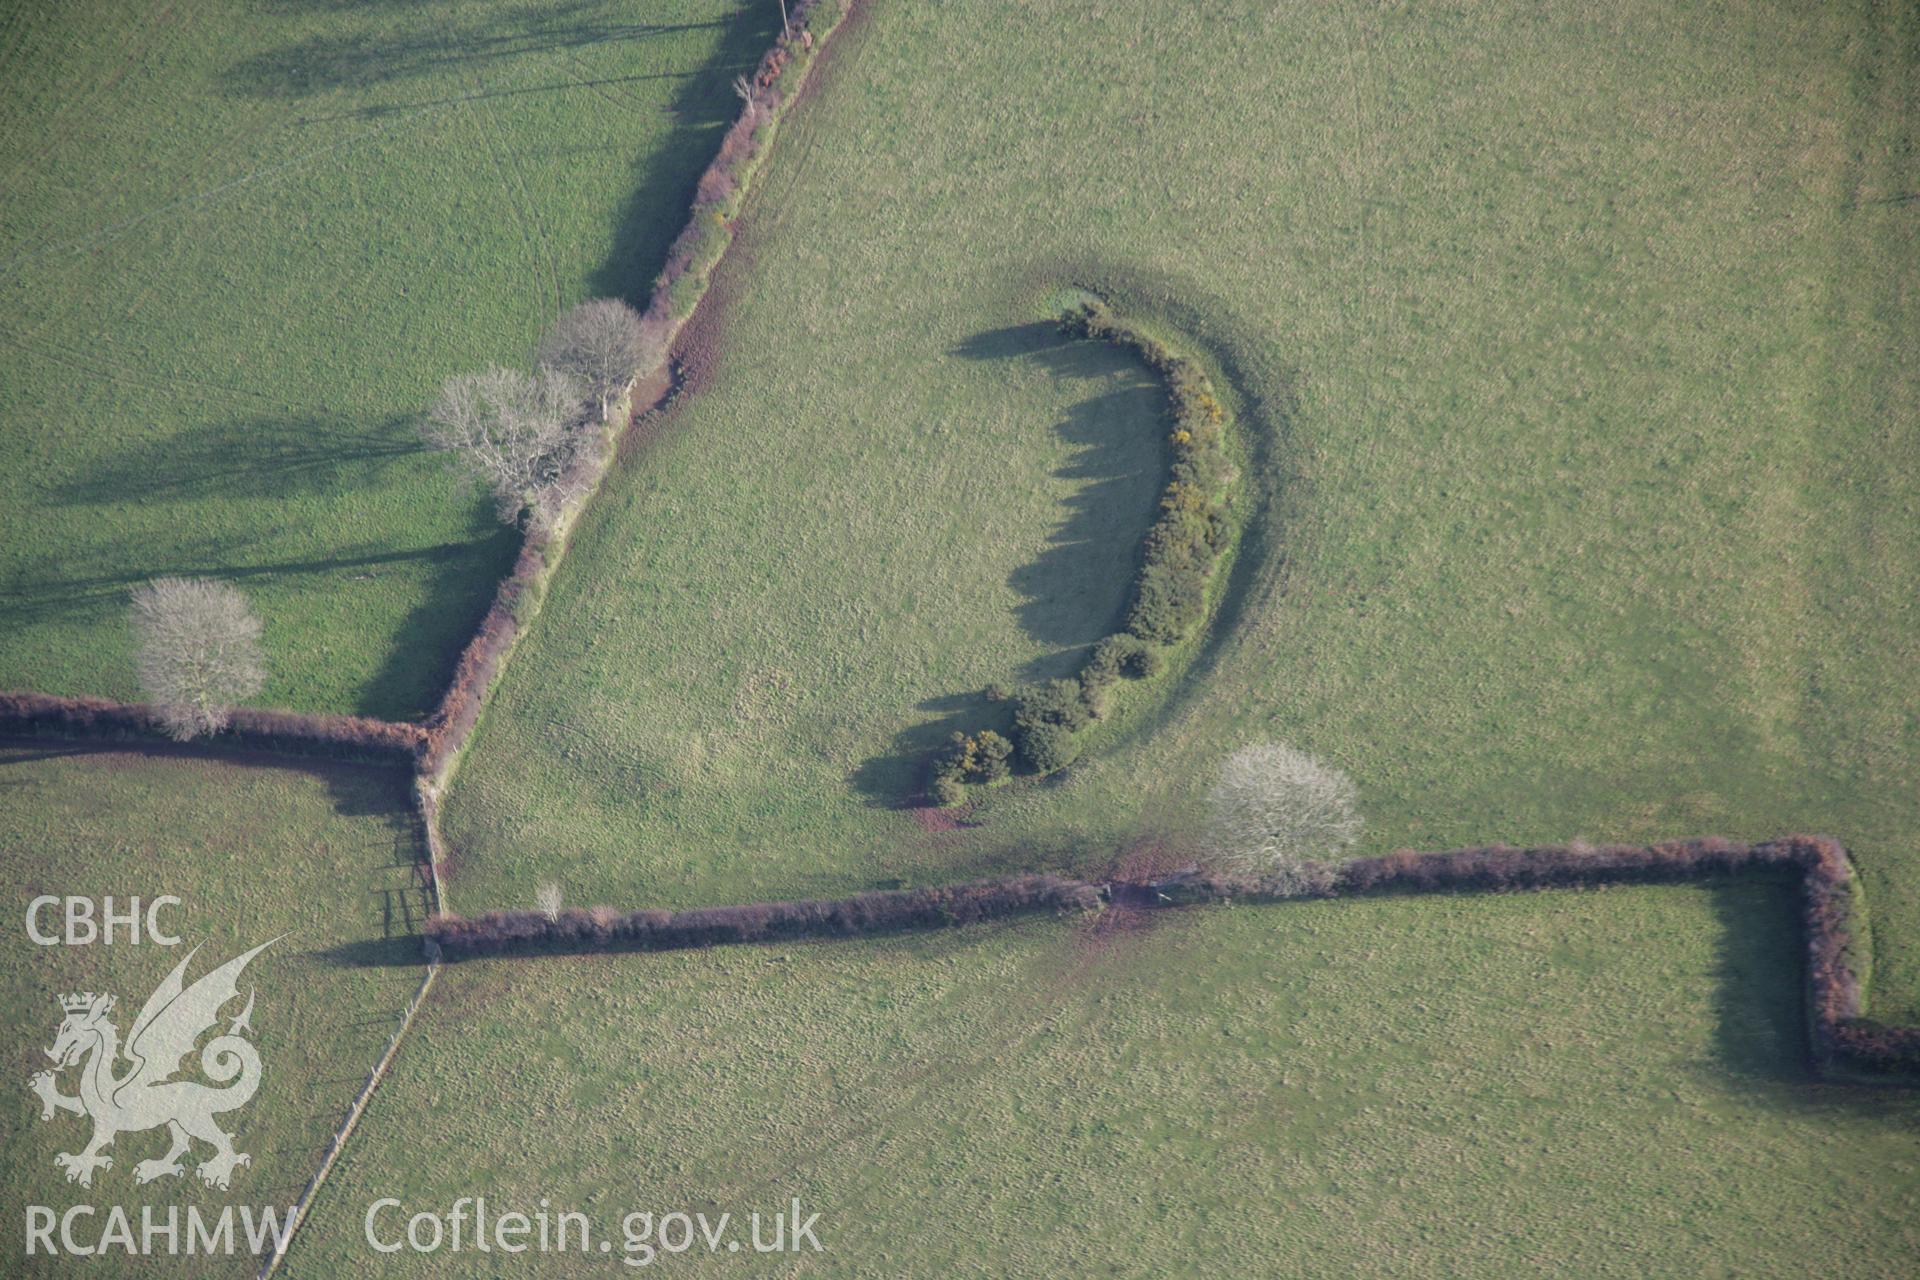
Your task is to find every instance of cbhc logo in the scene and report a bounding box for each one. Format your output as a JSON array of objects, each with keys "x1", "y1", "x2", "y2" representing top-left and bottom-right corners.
[{"x1": 26, "y1": 896, "x2": 182, "y2": 946}]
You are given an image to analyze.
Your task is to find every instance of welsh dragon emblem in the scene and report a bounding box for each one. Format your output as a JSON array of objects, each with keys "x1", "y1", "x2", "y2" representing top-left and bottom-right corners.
[{"x1": 28, "y1": 940, "x2": 274, "y2": 1191}]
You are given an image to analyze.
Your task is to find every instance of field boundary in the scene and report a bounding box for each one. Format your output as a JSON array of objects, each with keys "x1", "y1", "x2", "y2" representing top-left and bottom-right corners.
[
  {"x1": 421, "y1": 836, "x2": 1917, "y2": 1083},
  {"x1": 1, "y1": 9, "x2": 861, "y2": 1273},
  {"x1": 414, "y1": 0, "x2": 857, "y2": 826},
  {"x1": 0, "y1": 690, "x2": 424, "y2": 763},
  {"x1": 254, "y1": 960, "x2": 440, "y2": 1280},
  {"x1": 932, "y1": 299, "x2": 1248, "y2": 797},
  {"x1": 0, "y1": 0, "x2": 860, "y2": 919}
]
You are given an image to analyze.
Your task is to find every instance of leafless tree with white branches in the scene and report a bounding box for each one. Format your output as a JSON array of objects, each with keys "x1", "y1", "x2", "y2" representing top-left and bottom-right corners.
[
  {"x1": 129, "y1": 577, "x2": 267, "y2": 741},
  {"x1": 422, "y1": 364, "x2": 587, "y2": 524},
  {"x1": 536, "y1": 881, "x2": 563, "y2": 923},
  {"x1": 732, "y1": 73, "x2": 760, "y2": 119},
  {"x1": 1205, "y1": 742, "x2": 1361, "y2": 888},
  {"x1": 536, "y1": 298, "x2": 650, "y2": 422}
]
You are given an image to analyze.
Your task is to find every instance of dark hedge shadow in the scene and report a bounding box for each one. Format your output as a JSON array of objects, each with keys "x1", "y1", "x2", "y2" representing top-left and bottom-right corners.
[
  {"x1": 952, "y1": 319, "x2": 1164, "y2": 669},
  {"x1": 590, "y1": 3, "x2": 777, "y2": 301},
  {"x1": 223, "y1": 2, "x2": 732, "y2": 99},
  {"x1": 1006, "y1": 385, "x2": 1163, "y2": 663},
  {"x1": 0, "y1": 735, "x2": 413, "y2": 818},
  {"x1": 1706, "y1": 880, "x2": 1810, "y2": 1083},
  {"x1": 358, "y1": 522, "x2": 520, "y2": 719},
  {"x1": 849, "y1": 322, "x2": 1165, "y2": 807},
  {"x1": 51, "y1": 412, "x2": 422, "y2": 507},
  {"x1": 318, "y1": 934, "x2": 432, "y2": 969}
]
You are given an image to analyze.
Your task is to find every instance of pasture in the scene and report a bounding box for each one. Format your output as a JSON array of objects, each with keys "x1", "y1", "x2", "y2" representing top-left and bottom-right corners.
[
  {"x1": 284, "y1": 889, "x2": 1920, "y2": 1277},
  {"x1": 439, "y1": 0, "x2": 1920, "y2": 1030},
  {"x1": 0, "y1": 744, "x2": 425, "y2": 1276},
  {"x1": 0, "y1": 0, "x2": 771, "y2": 717},
  {"x1": 2, "y1": 0, "x2": 1915, "y2": 1273}
]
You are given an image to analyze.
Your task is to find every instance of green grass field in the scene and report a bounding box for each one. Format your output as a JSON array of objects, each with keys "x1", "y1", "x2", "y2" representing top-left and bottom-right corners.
[
  {"x1": 4, "y1": 0, "x2": 1917, "y2": 1273},
  {"x1": 0, "y1": 744, "x2": 425, "y2": 1277},
  {"x1": 0, "y1": 0, "x2": 771, "y2": 718},
  {"x1": 440, "y1": 0, "x2": 1920, "y2": 1028},
  {"x1": 284, "y1": 888, "x2": 1920, "y2": 1277}
]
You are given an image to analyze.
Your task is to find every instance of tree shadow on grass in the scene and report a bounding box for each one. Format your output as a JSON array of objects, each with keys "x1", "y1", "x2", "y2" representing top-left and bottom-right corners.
[
  {"x1": 848, "y1": 322, "x2": 1166, "y2": 808},
  {"x1": 33, "y1": 408, "x2": 515, "y2": 717},
  {"x1": 222, "y1": 1, "x2": 734, "y2": 100},
  {"x1": 589, "y1": 3, "x2": 777, "y2": 302},
  {"x1": 50, "y1": 412, "x2": 424, "y2": 507},
  {"x1": 0, "y1": 536, "x2": 492, "y2": 631},
  {"x1": 291, "y1": 67, "x2": 707, "y2": 125}
]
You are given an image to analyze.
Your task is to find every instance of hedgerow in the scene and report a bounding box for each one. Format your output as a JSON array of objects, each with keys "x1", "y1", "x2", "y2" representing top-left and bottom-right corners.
[
  {"x1": 930, "y1": 729, "x2": 1013, "y2": 806},
  {"x1": 425, "y1": 873, "x2": 1102, "y2": 957},
  {"x1": 0, "y1": 691, "x2": 424, "y2": 762},
  {"x1": 421, "y1": 0, "x2": 851, "y2": 793},
  {"x1": 1113, "y1": 835, "x2": 1916, "y2": 1079},
  {"x1": 986, "y1": 301, "x2": 1239, "y2": 787},
  {"x1": 426, "y1": 835, "x2": 1915, "y2": 1081},
  {"x1": 641, "y1": 2, "x2": 845, "y2": 341}
]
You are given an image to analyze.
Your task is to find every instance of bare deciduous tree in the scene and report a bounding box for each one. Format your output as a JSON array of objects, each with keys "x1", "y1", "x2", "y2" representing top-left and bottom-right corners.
[
  {"x1": 422, "y1": 365, "x2": 586, "y2": 524},
  {"x1": 129, "y1": 577, "x2": 267, "y2": 741},
  {"x1": 1206, "y1": 742, "x2": 1361, "y2": 885},
  {"x1": 536, "y1": 882, "x2": 563, "y2": 923},
  {"x1": 732, "y1": 73, "x2": 759, "y2": 119},
  {"x1": 536, "y1": 298, "x2": 649, "y2": 421}
]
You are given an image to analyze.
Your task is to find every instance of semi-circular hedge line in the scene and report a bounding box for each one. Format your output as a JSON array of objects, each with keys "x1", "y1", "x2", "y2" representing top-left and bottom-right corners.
[{"x1": 933, "y1": 301, "x2": 1243, "y2": 801}]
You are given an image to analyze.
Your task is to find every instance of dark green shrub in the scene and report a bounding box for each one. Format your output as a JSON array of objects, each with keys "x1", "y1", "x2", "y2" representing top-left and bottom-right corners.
[
  {"x1": 930, "y1": 728, "x2": 1017, "y2": 802},
  {"x1": 1078, "y1": 675, "x2": 1112, "y2": 720},
  {"x1": 1125, "y1": 643, "x2": 1162, "y2": 678},
  {"x1": 1126, "y1": 561, "x2": 1207, "y2": 645},
  {"x1": 1085, "y1": 634, "x2": 1154, "y2": 684},
  {"x1": 1082, "y1": 634, "x2": 1135, "y2": 684},
  {"x1": 1014, "y1": 678, "x2": 1095, "y2": 734},
  {"x1": 1079, "y1": 660, "x2": 1119, "y2": 698},
  {"x1": 1008, "y1": 677, "x2": 1099, "y2": 776},
  {"x1": 971, "y1": 730, "x2": 1013, "y2": 782},
  {"x1": 1059, "y1": 300, "x2": 1237, "y2": 655},
  {"x1": 929, "y1": 771, "x2": 965, "y2": 807},
  {"x1": 1018, "y1": 720, "x2": 1080, "y2": 773}
]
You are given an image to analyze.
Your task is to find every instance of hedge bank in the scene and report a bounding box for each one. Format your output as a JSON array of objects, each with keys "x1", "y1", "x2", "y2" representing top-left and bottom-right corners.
[
  {"x1": 430, "y1": 836, "x2": 1917, "y2": 1081},
  {"x1": 424, "y1": 873, "x2": 1101, "y2": 957},
  {"x1": 420, "y1": 0, "x2": 853, "y2": 794},
  {"x1": 0, "y1": 690, "x2": 424, "y2": 763},
  {"x1": 989, "y1": 302, "x2": 1241, "y2": 784}
]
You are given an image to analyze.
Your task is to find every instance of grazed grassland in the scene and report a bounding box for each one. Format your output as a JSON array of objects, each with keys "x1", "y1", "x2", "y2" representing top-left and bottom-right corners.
[
  {"x1": 443, "y1": 0, "x2": 1920, "y2": 1027},
  {"x1": 287, "y1": 888, "x2": 1920, "y2": 1277},
  {"x1": 0, "y1": 744, "x2": 425, "y2": 1277},
  {"x1": 0, "y1": 0, "x2": 771, "y2": 717}
]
